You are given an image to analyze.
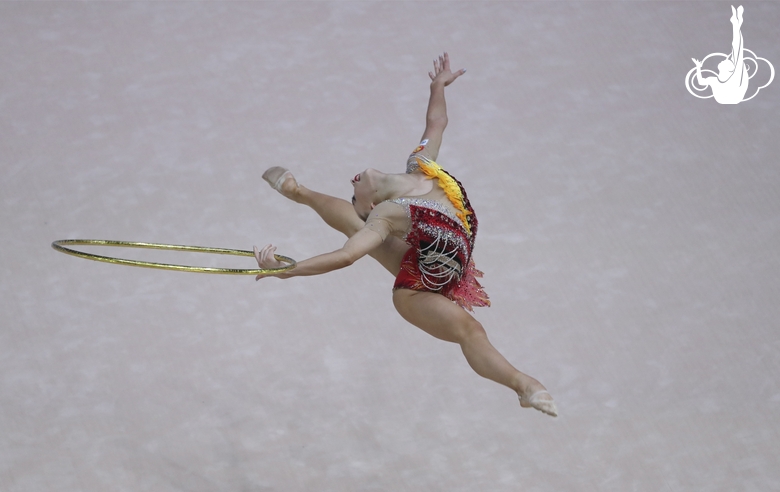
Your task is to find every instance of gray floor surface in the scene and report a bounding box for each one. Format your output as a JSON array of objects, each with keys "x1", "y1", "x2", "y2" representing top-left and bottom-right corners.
[{"x1": 2, "y1": 2, "x2": 779, "y2": 491}]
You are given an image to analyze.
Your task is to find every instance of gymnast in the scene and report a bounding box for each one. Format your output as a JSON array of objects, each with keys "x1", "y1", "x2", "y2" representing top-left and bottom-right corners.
[
  {"x1": 255, "y1": 53, "x2": 557, "y2": 417},
  {"x1": 692, "y1": 5, "x2": 748, "y2": 104}
]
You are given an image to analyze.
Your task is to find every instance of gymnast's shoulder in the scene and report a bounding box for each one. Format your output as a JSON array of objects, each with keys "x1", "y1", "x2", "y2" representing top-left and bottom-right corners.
[{"x1": 363, "y1": 200, "x2": 409, "y2": 239}]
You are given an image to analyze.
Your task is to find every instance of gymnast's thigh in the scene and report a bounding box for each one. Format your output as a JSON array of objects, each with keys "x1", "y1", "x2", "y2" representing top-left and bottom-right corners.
[
  {"x1": 392, "y1": 288, "x2": 477, "y2": 344},
  {"x1": 369, "y1": 237, "x2": 410, "y2": 277}
]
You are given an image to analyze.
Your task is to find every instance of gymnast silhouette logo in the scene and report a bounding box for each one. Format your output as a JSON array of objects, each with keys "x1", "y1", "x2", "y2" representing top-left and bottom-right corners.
[{"x1": 685, "y1": 5, "x2": 774, "y2": 104}]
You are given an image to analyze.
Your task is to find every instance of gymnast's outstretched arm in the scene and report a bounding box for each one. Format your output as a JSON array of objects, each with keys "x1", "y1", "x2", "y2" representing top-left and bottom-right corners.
[
  {"x1": 415, "y1": 52, "x2": 465, "y2": 164},
  {"x1": 288, "y1": 184, "x2": 408, "y2": 276},
  {"x1": 692, "y1": 58, "x2": 711, "y2": 87},
  {"x1": 254, "y1": 201, "x2": 404, "y2": 279}
]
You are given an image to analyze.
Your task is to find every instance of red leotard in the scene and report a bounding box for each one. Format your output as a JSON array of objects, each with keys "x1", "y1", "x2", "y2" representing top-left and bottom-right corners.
[{"x1": 390, "y1": 154, "x2": 490, "y2": 312}]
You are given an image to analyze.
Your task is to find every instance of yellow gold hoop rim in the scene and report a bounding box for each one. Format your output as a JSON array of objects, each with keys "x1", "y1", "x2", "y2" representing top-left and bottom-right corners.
[{"x1": 51, "y1": 239, "x2": 296, "y2": 275}]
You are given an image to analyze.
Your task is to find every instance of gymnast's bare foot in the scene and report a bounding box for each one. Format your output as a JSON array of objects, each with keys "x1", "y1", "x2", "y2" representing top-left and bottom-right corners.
[
  {"x1": 518, "y1": 380, "x2": 558, "y2": 417},
  {"x1": 262, "y1": 166, "x2": 302, "y2": 202}
]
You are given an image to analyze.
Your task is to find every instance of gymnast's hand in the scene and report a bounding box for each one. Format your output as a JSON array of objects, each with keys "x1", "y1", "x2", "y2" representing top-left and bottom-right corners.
[
  {"x1": 429, "y1": 52, "x2": 465, "y2": 87},
  {"x1": 253, "y1": 244, "x2": 288, "y2": 280}
]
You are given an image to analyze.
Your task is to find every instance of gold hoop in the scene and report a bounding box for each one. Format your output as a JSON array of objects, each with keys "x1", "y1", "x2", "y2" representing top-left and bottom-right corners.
[{"x1": 51, "y1": 239, "x2": 296, "y2": 275}]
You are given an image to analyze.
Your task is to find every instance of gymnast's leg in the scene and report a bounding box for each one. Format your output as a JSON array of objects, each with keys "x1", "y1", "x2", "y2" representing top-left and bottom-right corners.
[
  {"x1": 263, "y1": 167, "x2": 408, "y2": 276},
  {"x1": 392, "y1": 288, "x2": 557, "y2": 416},
  {"x1": 730, "y1": 6, "x2": 745, "y2": 70}
]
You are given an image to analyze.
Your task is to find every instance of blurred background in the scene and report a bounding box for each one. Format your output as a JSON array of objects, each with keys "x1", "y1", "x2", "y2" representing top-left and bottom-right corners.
[{"x1": 2, "y1": 2, "x2": 778, "y2": 490}]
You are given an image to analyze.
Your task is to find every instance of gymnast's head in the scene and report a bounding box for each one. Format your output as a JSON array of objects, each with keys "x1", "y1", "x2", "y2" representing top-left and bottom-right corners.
[
  {"x1": 351, "y1": 168, "x2": 384, "y2": 221},
  {"x1": 717, "y1": 58, "x2": 736, "y2": 81}
]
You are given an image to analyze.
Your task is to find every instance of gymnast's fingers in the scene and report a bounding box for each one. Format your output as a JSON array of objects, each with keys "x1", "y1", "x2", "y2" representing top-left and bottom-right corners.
[
  {"x1": 255, "y1": 244, "x2": 273, "y2": 280},
  {"x1": 253, "y1": 245, "x2": 262, "y2": 265},
  {"x1": 263, "y1": 244, "x2": 274, "y2": 261},
  {"x1": 262, "y1": 244, "x2": 278, "y2": 267}
]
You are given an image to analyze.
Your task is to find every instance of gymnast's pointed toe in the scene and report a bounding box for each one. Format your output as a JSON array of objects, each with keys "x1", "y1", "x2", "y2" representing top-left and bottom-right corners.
[
  {"x1": 262, "y1": 166, "x2": 291, "y2": 190},
  {"x1": 519, "y1": 390, "x2": 558, "y2": 417},
  {"x1": 262, "y1": 167, "x2": 299, "y2": 199}
]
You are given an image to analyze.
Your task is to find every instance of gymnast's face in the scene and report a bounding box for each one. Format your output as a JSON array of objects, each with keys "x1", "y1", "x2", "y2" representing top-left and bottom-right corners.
[
  {"x1": 351, "y1": 168, "x2": 379, "y2": 221},
  {"x1": 717, "y1": 59, "x2": 735, "y2": 80}
]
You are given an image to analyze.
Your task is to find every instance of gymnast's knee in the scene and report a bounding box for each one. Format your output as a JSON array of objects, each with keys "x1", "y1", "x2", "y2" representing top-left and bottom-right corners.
[{"x1": 457, "y1": 316, "x2": 487, "y2": 344}]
